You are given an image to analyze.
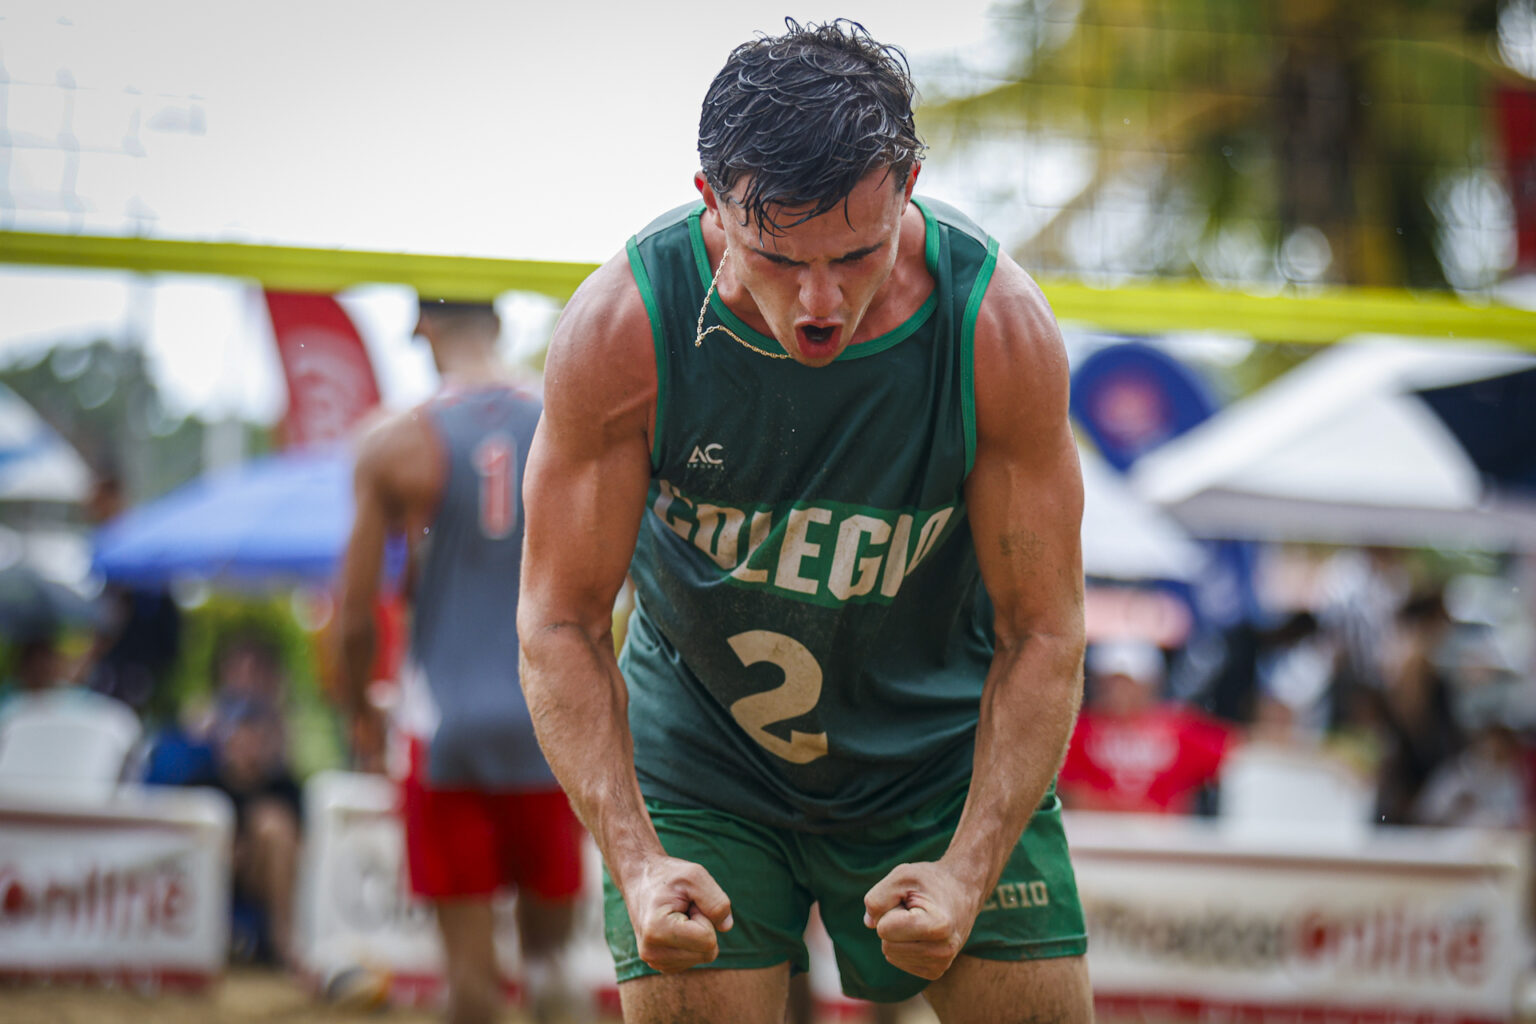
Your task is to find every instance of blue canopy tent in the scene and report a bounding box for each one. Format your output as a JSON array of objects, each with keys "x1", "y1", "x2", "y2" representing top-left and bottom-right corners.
[
  {"x1": 1416, "y1": 365, "x2": 1536, "y2": 495},
  {"x1": 93, "y1": 447, "x2": 359, "y2": 588}
]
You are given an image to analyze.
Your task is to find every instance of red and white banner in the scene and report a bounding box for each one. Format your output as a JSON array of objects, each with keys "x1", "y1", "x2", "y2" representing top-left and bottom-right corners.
[
  {"x1": 1069, "y1": 813, "x2": 1529, "y2": 1023},
  {"x1": 0, "y1": 787, "x2": 233, "y2": 991},
  {"x1": 263, "y1": 291, "x2": 382, "y2": 449}
]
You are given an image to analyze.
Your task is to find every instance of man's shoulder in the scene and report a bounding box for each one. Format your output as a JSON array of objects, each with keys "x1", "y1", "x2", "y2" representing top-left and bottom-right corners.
[
  {"x1": 549, "y1": 248, "x2": 657, "y2": 372},
  {"x1": 352, "y1": 404, "x2": 439, "y2": 494},
  {"x1": 971, "y1": 251, "x2": 1065, "y2": 384}
]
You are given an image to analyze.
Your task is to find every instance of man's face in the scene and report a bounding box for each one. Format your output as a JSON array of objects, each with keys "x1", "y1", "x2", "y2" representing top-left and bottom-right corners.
[{"x1": 699, "y1": 165, "x2": 916, "y2": 366}]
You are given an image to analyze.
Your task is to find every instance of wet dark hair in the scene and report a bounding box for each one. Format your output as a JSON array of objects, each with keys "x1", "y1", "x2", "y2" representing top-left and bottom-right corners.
[{"x1": 698, "y1": 18, "x2": 926, "y2": 234}]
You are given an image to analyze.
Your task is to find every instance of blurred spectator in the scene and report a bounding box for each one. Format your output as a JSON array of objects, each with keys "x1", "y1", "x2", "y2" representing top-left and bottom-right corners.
[
  {"x1": 1413, "y1": 723, "x2": 1529, "y2": 829},
  {"x1": 1364, "y1": 588, "x2": 1465, "y2": 825},
  {"x1": 209, "y1": 629, "x2": 288, "y2": 706},
  {"x1": 83, "y1": 474, "x2": 183, "y2": 718},
  {"x1": 142, "y1": 628, "x2": 302, "y2": 967},
  {"x1": 150, "y1": 694, "x2": 302, "y2": 967},
  {"x1": 1058, "y1": 640, "x2": 1237, "y2": 814},
  {"x1": 1317, "y1": 546, "x2": 1410, "y2": 694},
  {"x1": 1249, "y1": 611, "x2": 1340, "y2": 744},
  {"x1": 1165, "y1": 616, "x2": 1260, "y2": 726}
]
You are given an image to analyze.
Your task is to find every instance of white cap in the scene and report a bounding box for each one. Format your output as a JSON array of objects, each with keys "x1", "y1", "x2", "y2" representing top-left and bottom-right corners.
[{"x1": 1087, "y1": 640, "x2": 1164, "y2": 684}]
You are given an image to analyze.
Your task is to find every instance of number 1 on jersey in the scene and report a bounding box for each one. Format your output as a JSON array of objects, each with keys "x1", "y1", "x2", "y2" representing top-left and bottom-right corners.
[{"x1": 473, "y1": 436, "x2": 516, "y2": 539}]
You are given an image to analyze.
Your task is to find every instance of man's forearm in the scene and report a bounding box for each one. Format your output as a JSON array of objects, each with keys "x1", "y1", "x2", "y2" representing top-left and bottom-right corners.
[
  {"x1": 337, "y1": 615, "x2": 376, "y2": 715},
  {"x1": 941, "y1": 631, "x2": 1083, "y2": 898},
  {"x1": 519, "y1": 621, "x2": 666, "y2": 885}
]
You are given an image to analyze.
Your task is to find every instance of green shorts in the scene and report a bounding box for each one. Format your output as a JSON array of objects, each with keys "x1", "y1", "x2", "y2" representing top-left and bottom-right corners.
[{"x1": 602, "y1": 783, "x2": 1087, "y2": 1003}]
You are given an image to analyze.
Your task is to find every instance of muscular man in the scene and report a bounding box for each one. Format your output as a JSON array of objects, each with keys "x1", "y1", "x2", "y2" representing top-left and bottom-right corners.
[
  {"x1": 519, "y1": 20, "x2": 1090, "y2": 1023},
  {"x1": 338, "y1": 299, "x2": 586, "y2": 1024}
]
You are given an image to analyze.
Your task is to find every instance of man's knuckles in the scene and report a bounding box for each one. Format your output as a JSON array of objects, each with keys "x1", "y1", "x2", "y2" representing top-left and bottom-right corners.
[
  {"x1": 638, "y1": 938, "x2": 718, "y2": 972},
  {"x1": 876, "y1": 910, "x2": 952, "y2": 943}
]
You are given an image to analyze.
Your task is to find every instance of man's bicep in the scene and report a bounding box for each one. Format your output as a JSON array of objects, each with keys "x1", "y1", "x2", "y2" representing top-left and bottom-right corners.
[
  {"x1": 966, "y1": 261, "x2": 1085, "y2": 643},
  {"x1": 521, "y1": 259, "x2": 657, "y2": 635},
  {"x1": 967, "y1": 424, "x2": 1084, "y2": 636},
  {"x1": 522, "y1": 418, "x2": 650, "y2": 627}
]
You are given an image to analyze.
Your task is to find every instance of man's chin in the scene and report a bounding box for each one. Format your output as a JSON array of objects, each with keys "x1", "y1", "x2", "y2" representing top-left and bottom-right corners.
[{"x1": 785, "y1": 344, "x2": 844, "y2": 367}]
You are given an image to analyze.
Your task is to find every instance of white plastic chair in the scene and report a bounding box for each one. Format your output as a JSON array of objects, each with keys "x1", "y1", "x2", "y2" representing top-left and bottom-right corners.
[{"x1": 0, "y1": 690, "x2": 143, "y2": 800}]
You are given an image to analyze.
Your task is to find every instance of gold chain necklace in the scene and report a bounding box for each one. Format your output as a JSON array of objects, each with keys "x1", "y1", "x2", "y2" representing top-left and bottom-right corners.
[{"x1": 693, "y1": 246, "x2": 793, "y2": 360}]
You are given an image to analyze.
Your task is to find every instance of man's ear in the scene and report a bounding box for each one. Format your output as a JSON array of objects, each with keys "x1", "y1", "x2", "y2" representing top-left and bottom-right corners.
[
  {"x1": 695, "y1": 172, "x2": 724, "y2": 229},
  {"x1": 904, "y1": 162, "x2": 921, "y2": 201}
]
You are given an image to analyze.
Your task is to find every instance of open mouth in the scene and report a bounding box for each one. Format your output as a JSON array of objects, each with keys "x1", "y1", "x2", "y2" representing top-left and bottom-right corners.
[{"x1": 796, "y1": 323, "x2": 842, "y2": 354}]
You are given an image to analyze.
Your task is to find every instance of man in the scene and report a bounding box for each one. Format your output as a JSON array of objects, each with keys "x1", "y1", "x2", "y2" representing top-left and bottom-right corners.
[
  {"x1": 518, "y1": 19, "x2": 1090, "y2": 1023},
  {"x1": 338, "y1": 299, "x2": 586, "y2": 1024},
  {"x1": 1058, "y1": 640, "x2": 1233, "y2": 814}
]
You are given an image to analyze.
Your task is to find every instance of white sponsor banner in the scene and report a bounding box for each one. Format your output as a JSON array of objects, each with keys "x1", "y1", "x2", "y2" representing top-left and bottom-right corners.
[
  {"x1": 295, "y1": 771, "x2": 613, "y2": 1003},
  {"x1": 0, "y1": 785, "x2": 233, "y2": 989},
  {"x1": 1068, "y1": 813, "x2": 1530, "y2": 1023}
]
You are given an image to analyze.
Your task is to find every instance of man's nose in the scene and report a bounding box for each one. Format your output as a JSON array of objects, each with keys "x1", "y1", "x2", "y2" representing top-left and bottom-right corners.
[{"x1": 798, "y1": 270, "x2": 841, "y2": 319}]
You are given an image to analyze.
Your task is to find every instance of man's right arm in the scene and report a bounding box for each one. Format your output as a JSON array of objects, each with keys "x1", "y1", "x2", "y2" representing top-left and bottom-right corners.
[
  {"x1": 336, "y1": 411, "x2": 438, "y2": 769},
  {"x1": 518, "y1": 255, "x2": 733, "y2": 972}
]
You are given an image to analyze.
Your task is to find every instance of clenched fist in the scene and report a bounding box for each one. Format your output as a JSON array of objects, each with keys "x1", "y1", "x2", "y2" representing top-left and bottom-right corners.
[
  {"x1": 863, "y1": 860, "x2": 980, "y2": 980},
  {"x1": 624, "y1": 855, "x2": 735, "y2": 973}
]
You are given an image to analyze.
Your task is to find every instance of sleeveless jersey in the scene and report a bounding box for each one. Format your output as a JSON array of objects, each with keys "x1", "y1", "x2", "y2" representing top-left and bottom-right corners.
[
  {"x1": 397, "y1": 385, "x2": 556, "y2": 790},
  {"x1": 621, "y1": 197, "x2": 1001, "y2": 832}
]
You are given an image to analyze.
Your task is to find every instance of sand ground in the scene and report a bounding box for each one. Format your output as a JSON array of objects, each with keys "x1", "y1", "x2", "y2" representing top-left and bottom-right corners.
[{"x1": 0, "y1": 968, "x2": 949, "y2": 1024}]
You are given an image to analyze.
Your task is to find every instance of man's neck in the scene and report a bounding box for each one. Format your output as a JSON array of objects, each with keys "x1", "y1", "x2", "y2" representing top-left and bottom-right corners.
[{"x1": 434, "y1": 350, "x2": 508, "y2": 388}]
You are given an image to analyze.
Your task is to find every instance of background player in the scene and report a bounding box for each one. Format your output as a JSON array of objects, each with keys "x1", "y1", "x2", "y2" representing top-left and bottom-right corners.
[{"x1": 338, "y1": 299, "x2": 587, "y2": 1024}]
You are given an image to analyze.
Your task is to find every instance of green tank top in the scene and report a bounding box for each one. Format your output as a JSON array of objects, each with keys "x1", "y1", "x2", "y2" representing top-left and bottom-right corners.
[{"x1": 620, "y1": 197, "x2": 1001, "y2": 832}]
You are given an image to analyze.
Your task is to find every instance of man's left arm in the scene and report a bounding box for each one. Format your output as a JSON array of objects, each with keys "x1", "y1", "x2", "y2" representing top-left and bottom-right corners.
[{"x1": 865, "y1": 252, "x2": 1085, "y2": 980}]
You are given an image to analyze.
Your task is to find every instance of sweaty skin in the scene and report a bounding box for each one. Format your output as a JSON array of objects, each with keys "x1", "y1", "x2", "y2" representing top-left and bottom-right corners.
[{"x1": 518, "y1": 167, "x2": 1087, "y2": 1022}]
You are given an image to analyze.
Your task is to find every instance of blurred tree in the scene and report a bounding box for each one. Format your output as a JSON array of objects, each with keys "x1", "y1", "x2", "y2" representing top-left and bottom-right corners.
[
  {"x1": 0, "y1": 339, "x2": 268, "y2": 503},
  {"x1": 919, "y1": 0, "x2": 1515, "y2": 290}
]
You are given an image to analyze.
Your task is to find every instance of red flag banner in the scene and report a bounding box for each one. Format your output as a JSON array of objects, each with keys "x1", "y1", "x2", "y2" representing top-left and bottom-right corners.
[
  {"x1": 263, "y1": 291, "x2": 382, "y2": 448},
  {"x1": 1497, "y1": 84, "x2": 1536, "y2": 272}
]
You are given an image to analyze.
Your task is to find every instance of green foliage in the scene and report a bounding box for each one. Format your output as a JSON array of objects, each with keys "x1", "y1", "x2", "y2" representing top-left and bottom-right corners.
[
  {"x1": 919, "y1": 0, "x2": 1519, "y2": 291},
  {"x1": 0, "y1": 338, "x2": 272, "y2": 504}
]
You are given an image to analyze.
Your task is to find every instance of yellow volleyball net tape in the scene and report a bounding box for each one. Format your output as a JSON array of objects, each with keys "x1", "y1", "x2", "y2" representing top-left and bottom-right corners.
[{"x1": 5, "y1": 229, "x2": 1536, "y2": 348}]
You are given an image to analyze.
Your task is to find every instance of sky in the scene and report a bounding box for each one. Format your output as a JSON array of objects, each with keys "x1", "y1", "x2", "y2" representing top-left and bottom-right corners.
[{"x1": 0, "y1": 1, "x2": 1003, "y2": 422}]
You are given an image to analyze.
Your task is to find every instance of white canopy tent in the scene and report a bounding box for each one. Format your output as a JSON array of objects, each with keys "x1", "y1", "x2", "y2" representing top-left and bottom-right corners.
[
  {"x1": 1127, "y1": 337, "x2": 1536, "y2": 550},
  {"x1": 1079, "y1": 442, "x2": 1206, "y2": 582}
]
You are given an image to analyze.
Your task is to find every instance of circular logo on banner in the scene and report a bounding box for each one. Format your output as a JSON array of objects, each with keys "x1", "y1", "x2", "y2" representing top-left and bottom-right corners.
[
  {"x1": 1070, "y1": 341, "x2": 1219, "y2": 472},
  {"x1": 1090, "y1": 373, "x2": 1171, "y2": 455}
]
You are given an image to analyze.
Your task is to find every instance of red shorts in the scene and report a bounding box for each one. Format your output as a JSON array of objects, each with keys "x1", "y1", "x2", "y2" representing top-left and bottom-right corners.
[{"x1": 400, "y1": 742, "x2": 584, "y2": 902}]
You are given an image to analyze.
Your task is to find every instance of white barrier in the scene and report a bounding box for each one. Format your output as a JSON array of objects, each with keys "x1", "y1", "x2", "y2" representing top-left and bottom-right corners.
[
  {"x1": 294, "y1": 773, "x2": 1533, "y2": 1020},
  {"x1": 295, "y1": 770, "x2": 615, "y2": 1007},
  {"x1": 1068, "y1": 812, "x2": 1531, "y2": 1023},
  {"x1": 0, "y1": 784, "x2": 233, "y2": 991}
]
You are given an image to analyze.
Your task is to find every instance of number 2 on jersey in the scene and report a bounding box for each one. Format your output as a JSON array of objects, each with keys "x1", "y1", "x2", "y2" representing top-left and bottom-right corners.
[
  {"x1": 473, "y1": 436, "x2": 516, "y2": 539},
  {"x1": 726, "y1": 630, "x2": 829, "y2": 764}
]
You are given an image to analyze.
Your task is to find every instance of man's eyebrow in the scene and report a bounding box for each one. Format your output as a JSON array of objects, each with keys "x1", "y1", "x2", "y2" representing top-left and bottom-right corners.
[{"x1": 747, "y1": 240, "x2": 888, "y2": 265}]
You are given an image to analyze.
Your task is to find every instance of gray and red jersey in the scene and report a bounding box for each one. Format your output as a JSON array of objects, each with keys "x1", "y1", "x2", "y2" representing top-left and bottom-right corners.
[{"x1": 395, "y1": 384, "x2": 555, "y2": 791}]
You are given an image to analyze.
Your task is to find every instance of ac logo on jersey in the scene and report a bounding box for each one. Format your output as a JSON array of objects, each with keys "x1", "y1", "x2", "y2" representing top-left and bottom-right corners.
[{"x1": 688, "y1": 442, "x2": 725, "y2": 468}]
